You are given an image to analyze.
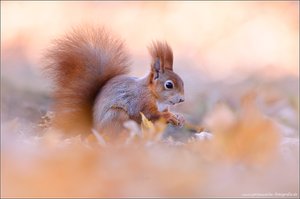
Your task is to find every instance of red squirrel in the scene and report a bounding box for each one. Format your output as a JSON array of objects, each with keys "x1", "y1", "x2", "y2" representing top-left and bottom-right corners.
[{"x1": 44, "y1": 25, "x2": 185, "y2": 136}]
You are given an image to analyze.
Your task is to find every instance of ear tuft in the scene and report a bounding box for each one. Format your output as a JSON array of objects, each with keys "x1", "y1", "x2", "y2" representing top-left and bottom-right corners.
[
  {"x1": 148, "y1": 41, "x2": 173, "y2": 71},
  {"x1": 153, "y1": 59, "x2": 160, "y2": 79}
]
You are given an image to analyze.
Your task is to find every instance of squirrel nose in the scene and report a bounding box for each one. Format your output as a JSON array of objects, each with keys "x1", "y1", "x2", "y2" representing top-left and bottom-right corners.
[{"x1": 179, "y1": 98, "x2": 184, "y2": 103}]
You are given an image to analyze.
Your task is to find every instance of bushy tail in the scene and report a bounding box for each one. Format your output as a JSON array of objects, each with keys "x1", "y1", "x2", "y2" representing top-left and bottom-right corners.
[{"x1": 44, "y1": 25, "x2": 130, "y2": 135}]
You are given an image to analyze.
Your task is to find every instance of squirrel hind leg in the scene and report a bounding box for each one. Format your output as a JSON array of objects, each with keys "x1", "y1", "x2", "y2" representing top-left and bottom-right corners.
[{"x1": 94, "y1": 108, "x2": 130, "y2": 141}]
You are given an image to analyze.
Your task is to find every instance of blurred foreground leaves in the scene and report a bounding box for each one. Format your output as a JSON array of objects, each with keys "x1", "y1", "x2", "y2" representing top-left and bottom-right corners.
[{"x1": 1, "y1": 76, "x2": 299, "y2": 197}]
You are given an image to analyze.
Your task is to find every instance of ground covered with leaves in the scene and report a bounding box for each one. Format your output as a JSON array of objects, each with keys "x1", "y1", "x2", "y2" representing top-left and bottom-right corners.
[{"x1": 1, "y1": 72, "x2": 299, "y2": 198}]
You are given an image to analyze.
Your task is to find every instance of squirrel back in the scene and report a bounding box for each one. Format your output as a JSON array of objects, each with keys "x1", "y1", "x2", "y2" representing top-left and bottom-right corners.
[{"x1": 44, "y1": 26, "x2": 130, "y2": 135}]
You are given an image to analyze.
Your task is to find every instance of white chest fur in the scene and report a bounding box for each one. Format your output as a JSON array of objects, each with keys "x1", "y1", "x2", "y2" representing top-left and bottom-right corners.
[{"x1": 156, "y1": 101, "x2": 170, "y2": 112}]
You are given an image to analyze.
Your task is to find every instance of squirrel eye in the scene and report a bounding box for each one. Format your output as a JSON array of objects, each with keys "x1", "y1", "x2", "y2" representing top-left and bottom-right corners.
[{"x1": 164, "y1": 80, "x2": 174, "y2": 89}]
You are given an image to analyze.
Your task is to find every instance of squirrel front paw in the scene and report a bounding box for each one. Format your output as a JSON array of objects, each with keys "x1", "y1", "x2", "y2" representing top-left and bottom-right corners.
[
  {"x1": 174, "y1": 113, "x2": 185, "y2": 127},
  {"x1": 161, "y1": 112, "x2": 185, "y2": 126}
]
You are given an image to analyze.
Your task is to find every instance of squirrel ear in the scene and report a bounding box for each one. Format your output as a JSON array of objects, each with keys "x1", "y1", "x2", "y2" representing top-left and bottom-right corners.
[
  {"x1": 152, "y1": 59, "x2": 162, "y2": 79},
  {"x1": 148, "y1": 41, "x2": 173, "y2": 73}
]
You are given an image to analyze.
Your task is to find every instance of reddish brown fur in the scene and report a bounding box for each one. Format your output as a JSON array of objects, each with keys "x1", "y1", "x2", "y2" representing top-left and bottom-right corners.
[
  {"x1": 44, "y1": 26, "x2": 130, "y2": 135},
  {"x1": 44, "y1": 26, "x2": 184, "y2": 137},
  {"x1": 148, "y1": 41, "x2": 173, "y2": 72}
]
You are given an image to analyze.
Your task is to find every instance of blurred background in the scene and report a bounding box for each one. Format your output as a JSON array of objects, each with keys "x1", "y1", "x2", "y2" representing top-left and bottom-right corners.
[
  {"x1": 1, "y1": 1, "x2": 299, "y2": 198},
  {"x1": 1, "y1": 1, "x2": 299, "y2": 124}
]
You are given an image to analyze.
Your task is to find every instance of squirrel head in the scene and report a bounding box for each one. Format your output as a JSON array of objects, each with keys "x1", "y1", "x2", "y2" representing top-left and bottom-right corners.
[{"x1": 148, "y1": 41, "x2": 185, "y2": 110}]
